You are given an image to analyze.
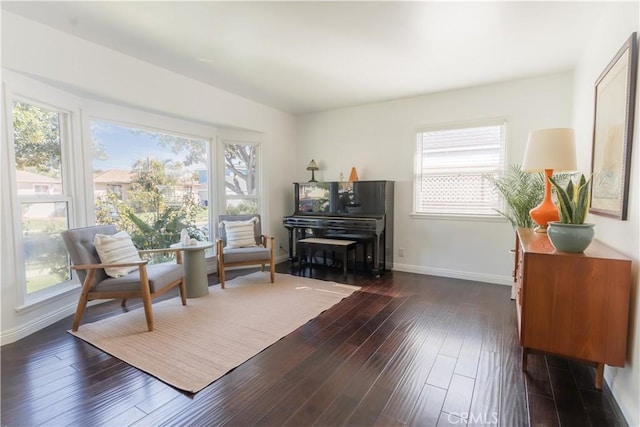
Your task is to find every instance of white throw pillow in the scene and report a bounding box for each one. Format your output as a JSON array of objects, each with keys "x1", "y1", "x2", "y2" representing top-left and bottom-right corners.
[
  {"x1": 94, "y1": 231, "x2": 142, "y2": 278},
  {"x1": 223, "y1": 218, "x2": 258, "y2": 248}
]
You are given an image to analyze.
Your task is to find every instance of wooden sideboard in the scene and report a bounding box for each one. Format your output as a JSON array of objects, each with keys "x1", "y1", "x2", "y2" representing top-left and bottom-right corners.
[{"x1": 514, "y1": 228, "x2": 631, "y2": 389}]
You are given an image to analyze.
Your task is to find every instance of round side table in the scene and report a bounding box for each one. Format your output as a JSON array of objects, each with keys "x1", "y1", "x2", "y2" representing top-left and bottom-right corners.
[{"x1": 170, "y1": 241, "x2": 214, "y2": 298}]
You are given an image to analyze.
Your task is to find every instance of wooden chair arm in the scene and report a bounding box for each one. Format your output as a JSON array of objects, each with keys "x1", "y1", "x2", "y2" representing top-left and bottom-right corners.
[
  {"x1": 71, "y1": 260, "x2": 148, "y2": 270},
  {"x1": 260, "y1": 235, "x2": 274, "y2": 248}
]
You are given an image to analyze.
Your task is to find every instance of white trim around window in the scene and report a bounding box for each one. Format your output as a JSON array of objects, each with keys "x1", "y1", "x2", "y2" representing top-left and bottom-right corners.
[{"x1": 413, "y1": 118, "x2": 507, "y2": 219}]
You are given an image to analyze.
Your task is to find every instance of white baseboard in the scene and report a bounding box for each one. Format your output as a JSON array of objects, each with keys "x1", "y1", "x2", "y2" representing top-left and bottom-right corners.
[
  {"x1": 1, "y1": 301, "x2": 78, "y2": 345},
  {"x1": 391, "y1": 262, "x2": 513, "y2": 286},
  {"x1": 275, "y1": 254, "x2": 289, "y2": 264}
]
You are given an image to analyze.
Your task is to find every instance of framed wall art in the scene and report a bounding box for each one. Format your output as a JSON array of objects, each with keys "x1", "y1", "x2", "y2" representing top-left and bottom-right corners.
[{"x1": 590, "y1": 32, "x2": 638, "y2": 220}]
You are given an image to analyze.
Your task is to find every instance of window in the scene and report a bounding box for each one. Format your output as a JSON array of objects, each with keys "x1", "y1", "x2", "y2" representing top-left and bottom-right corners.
[
  {"x1": 414, "y1": 120, "x2": 505, "y2": 216},
  {"x1": 12, "y1": 101, "x2": 71, "y2": 294},
  {"x1": 4, "y1": 73, "x2": 221, "y2": 310},
  {"x1": 222, "y1": 142, "x2": 260, "y2": 214},
  {"x1": 107, "y1": 184, "x2": 122, "y2": 198},
  {"x1": 91, "y1": 120, "x2": 211, "y2": 252},
  {"x1": 34, "y1": 185, "x2": 51, "y2": 195}
]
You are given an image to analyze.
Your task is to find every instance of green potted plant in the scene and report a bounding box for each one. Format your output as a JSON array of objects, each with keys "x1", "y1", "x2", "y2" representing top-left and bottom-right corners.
[
  {"x1": 547, "y1": 173, "x2": 594, "y2": 252},
  {"x1": 490, "y1": 164, "x2": 545, "y2": 229}
]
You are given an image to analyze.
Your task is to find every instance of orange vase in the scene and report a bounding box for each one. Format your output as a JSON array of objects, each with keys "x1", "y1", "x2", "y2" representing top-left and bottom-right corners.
[{"x1": 348, "y1": 167, "x2": 359, "y2": 181}]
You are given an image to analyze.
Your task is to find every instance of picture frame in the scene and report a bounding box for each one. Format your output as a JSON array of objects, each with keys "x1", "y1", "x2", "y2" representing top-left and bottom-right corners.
[{"x1": 589, "y1": 32, "x2": 638, "y2": 220}]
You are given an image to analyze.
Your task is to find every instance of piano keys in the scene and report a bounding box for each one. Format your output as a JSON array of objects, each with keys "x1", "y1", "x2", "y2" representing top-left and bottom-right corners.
[{"x1": 283, "y1": 180, "x2": 394, "y2": 275}]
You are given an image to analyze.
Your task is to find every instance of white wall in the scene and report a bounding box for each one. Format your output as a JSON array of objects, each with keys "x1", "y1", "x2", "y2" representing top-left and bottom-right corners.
[
  {"x1": 297, "y1": 72, "x2": 574, "y2": 284},
  {"x1": 572, "y1": 3, "x2": 640, "y2": 425},
  {"x1": 1, "y1": 12, "x2": 297, "y2": 343}
]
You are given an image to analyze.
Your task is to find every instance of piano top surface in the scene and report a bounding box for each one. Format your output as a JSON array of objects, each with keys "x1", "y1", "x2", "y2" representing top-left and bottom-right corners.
[{"x1": 284, "y1": 213, "x2": 383, "y2": 220}]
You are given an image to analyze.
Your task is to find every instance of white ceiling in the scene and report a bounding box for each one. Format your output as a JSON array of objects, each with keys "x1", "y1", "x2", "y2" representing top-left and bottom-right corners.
[{"x1": 2, "y1": 1, "x2": 611, "y2": 114}]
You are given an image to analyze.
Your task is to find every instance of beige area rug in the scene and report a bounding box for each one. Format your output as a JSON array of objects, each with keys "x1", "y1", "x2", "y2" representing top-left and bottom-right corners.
[{"x1": 69, "y1": 272, "x2": 360, "y2": 393}]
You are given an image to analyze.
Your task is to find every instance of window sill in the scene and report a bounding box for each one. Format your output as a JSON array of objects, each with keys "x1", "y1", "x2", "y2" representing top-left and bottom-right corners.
[
  {"x1": 15, "y1": 281, "x2": 80, "y2": 314},
  {"x1": 410, "y1": 213, "x2": 508, "y2": 223}
]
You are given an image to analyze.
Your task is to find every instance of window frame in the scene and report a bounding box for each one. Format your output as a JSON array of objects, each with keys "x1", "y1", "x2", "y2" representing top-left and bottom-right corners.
[
  {"x1": 7, "y1": 90, "x2": 80, "y2": 305},
  {"x1": 412, "y1": 118, "x2": 507, "y2": 220}
]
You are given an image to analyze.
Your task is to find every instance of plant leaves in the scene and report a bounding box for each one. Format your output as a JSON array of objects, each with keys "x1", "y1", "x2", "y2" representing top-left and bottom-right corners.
[
  {"x1": 488, "y1": 164, "x2": 544, "y2": 228},
  {"x1": 574, "y1": 177, "x2": 591, "y2": 224},
  {"x1": 549, "y1": 174, "x2": 590, "y2": 224},
  {"x1": 549, "y1": 176, "x2": 573, "y2": 223}
]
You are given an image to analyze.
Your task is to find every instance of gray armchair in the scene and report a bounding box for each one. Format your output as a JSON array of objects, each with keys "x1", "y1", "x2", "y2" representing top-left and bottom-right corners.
[
  {"x1": 61, "y1": 225, "x2": 186, "y2": 332},
  {"x1": 216, "y1": 214, "x2": 275, "y2": 288}
]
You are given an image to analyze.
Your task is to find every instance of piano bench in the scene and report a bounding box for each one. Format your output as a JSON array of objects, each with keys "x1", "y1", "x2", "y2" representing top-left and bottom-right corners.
[
  {"x1": 322, "y1": 233, "x2": 375, "y2": 272},
  {"x1": 297, "y1": 238, "x2": 357, "y2": 278}
]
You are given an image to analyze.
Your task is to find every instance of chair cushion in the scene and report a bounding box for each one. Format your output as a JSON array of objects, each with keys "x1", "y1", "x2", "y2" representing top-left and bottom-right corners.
[
  {"x1": 222, "y1": 218, "x2": 259, "y2": 248},
  {"x1": 223, "y1": 246, "x2": 271, "y2": 263},
  {"x1": 95, "y1": 263, "x2": 184, "y2": 293},
  {"x1": 94, "y1": 231, "x2": 142, "y2": 278}
]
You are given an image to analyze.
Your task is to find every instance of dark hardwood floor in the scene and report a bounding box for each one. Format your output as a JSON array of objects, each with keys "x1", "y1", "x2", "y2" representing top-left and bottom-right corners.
[{"x1": 1, "y1": 263, "x2": 627, "y2": 426}]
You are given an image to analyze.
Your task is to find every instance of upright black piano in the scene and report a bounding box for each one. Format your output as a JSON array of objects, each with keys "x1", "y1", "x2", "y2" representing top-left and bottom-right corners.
[{"x1": 283, "y1": 180, "x2": 394, "y2": 275}]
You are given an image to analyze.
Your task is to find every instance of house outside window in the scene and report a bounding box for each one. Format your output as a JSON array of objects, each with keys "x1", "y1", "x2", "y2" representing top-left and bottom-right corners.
[
  {"x1": 12, "y1": 100, "x2": 72, "y2": 295},
  {"x1": 414, "y1": 119, "x2": 505, "y2": 217}
]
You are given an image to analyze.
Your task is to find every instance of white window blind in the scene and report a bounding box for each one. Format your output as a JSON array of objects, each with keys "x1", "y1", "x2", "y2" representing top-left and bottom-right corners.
[{"x1": 414, "y1": 121, "x2": 505, "y2": 216}]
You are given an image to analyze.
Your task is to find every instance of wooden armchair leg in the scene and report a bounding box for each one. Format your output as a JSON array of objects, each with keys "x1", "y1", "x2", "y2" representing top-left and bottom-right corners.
[
  {"x1": 71, "y1": 295, "x2": 89, "y2": 332},
  {"x1": 142, "y1": 297, "x2": 154, "y2": 332},
  {"x1": 72, "y1": 270, "x2": 95, "y2": 331},
  {"x1": 139, "y1": 267, "x2": 154, "y2": 332},
  {"x1": 179, "y1": 278, "x2": 187, "y2": 305},
  {"x1": 220, "y1": 265, "x2": 226, "y2": 289}
]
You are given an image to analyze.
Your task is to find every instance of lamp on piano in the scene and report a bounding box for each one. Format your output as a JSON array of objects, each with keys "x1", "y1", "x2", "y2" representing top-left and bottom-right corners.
[
  {"x1": 522, "y1": 128, "x2": 577, "y2": 233},
  {"x1": 306, "y1": 159, "x2": 319, "y2": 182}
]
